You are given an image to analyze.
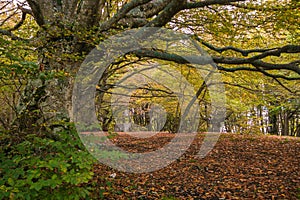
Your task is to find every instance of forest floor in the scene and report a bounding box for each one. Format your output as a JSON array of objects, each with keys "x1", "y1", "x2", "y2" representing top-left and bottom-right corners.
[{"x1": 89, "y1": 132, "x2": 300, "y2": 199}]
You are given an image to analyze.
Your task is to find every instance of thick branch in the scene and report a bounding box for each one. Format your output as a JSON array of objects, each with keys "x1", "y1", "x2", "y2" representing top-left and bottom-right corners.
[
  {"x1": 252, "y1": 60, "x2": 300, "y2": 74},
  {"x1": 99, "y1": 0, "x2": 152, "y2": 31},
  {"x1": 145, "y1": 0, "x2": 186, "y2": 27},
  {"x1": 17, "y1": 3, "x2": 33, "y2": 15},
  {"x1": 25, "y1": 0, "x2": 45, "y2": 26},
  {"x1": 127, "y1": 0, "x2": 172, "y2": 18},
  {"x1": 131, "y1": 48, "x2": 300, "y2": 80},
  {"x1": 77, "y1": 0, "x2": 103, "y2": 27},
  {"x1": 119, "y1": 0, "x2": 172, "y2": 28},
  {"x1": 213, "y1": 57, "x2": 300, "y2": 75},
  {"x1": 185, "y1": 0, "x2": 246, "y2": 9},
  {"x1": 192, "y1": 37, "x2": 300, "y2": 74}
]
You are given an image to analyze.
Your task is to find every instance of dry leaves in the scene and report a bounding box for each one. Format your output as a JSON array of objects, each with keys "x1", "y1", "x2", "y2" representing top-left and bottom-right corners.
[{"x1": 90, "y1": 133, "x2": 300, "y2": 199}]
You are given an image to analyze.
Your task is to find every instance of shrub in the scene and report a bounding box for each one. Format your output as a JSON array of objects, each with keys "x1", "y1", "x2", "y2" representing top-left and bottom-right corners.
[{"x1": 0, "y1": 123, "x2": 96, "y2": 200}]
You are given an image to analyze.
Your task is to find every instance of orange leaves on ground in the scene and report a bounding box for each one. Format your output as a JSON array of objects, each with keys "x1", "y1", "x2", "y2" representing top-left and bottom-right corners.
[{"x1": 90, "y1": 133, "x2": 300, "y2": 199}]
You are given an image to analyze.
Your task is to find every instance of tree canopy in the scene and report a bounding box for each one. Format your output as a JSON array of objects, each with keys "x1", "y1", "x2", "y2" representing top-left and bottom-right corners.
[{"x1": 1, "y1": 0, "x2": 299, "y2": 135}]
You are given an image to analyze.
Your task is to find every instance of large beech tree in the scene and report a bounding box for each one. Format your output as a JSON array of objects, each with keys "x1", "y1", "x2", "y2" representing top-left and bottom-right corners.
[{"x1": 0, "y1": 0, "x2": 299, "y2": 131}]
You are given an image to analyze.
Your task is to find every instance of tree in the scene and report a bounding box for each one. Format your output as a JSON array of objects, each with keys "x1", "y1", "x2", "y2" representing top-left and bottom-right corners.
[{"x1": 0, "y1": 0, "x2": 299, "y2": 132}]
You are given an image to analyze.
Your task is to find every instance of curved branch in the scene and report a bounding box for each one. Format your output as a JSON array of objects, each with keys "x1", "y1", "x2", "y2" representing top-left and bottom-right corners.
[
  {"x1": 118, "y1": 0, "x2": 173, "y2": 28},
  {"x1": 214, "y1": 57, "x2": 300, "y2": 75},
  {"x1": 185, "y1": 0, "x2": 246, "y2": 9},
  {"x1": 208, "y1": 81, "x2": 263, "y2": 93},
  {"x1": 195, "y1": 36, "x2": 276, "y2": 56},
  {"x1": 0, "y1": 1, "x2": 11, "y2": 11},
  {"x1": 8, "y1": 3, "x2": 33, "y2": 32},
  {"x1": 127, "y1": 0, "x2": 172, "y2": 18},
  {"x1": 131, "y1": 48, "x2": 300, "y2": 80},
  {"x1": 9, "y1": 13, "x2": 26, "y2": 31},
  {"x1": 252, "y1": 60, "x2": 300, "y2": 74},
  {"x1": 0, "y1": 4, "x2": 33, "y2": 41},
  {"x1": 17, "y1": 3, "x2": 33, "y2": 15},
  {"x1": 194, "y1": 36, "x2": 300, "y2": 57},
  {"x1": 256, "y1": 69, "x2": 295, "y2": 93},
  {"x1": 99, "y1": 0, "x2": 152, "y2": 31},
  {"x1": 25, "y1": 0, "x2": 45, "y2": 26},
  {"x1": 0, "y1": 9, "x2": 19, "y2": 27},
  {"x1": 145, "y1": 0, "x2": 186, "y2": 27},
  {"x1": 228, "y1": 2, "x2": 299, "y2": 11}
]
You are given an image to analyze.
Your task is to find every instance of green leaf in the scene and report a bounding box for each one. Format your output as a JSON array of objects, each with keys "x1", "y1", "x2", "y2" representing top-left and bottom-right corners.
[{"x1": 7, "y1": 178, "x2": 14, "y2": 186}]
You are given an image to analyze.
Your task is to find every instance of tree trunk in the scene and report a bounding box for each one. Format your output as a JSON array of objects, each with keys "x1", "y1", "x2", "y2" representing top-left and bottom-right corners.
[
  {"x1": 15, "y1": 55, "x2": 81, "y2": 131},
  {"x1": 13, "y1": 0, "x2": 110, "y2": 130},
  {"x1": 269, "y1": 112, "x2": 277, "y2": 135},
  {"x1": 283, "y1": 110, "x2": 289, "y2": 136}
]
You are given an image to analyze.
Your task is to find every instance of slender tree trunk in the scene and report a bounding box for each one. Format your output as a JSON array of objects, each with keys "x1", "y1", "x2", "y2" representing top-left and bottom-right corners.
[
  {"x1": 283, "y1": 110, "x2": 289, "y2": 136},
  {"x1": 269, "y1": 113, "x2": 277, "y2": 135}
]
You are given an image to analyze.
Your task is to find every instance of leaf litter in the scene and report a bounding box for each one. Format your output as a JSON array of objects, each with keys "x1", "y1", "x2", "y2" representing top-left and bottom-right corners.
[{"x1": 90, "y1": 133, "x2": 300, "y2": 199}]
